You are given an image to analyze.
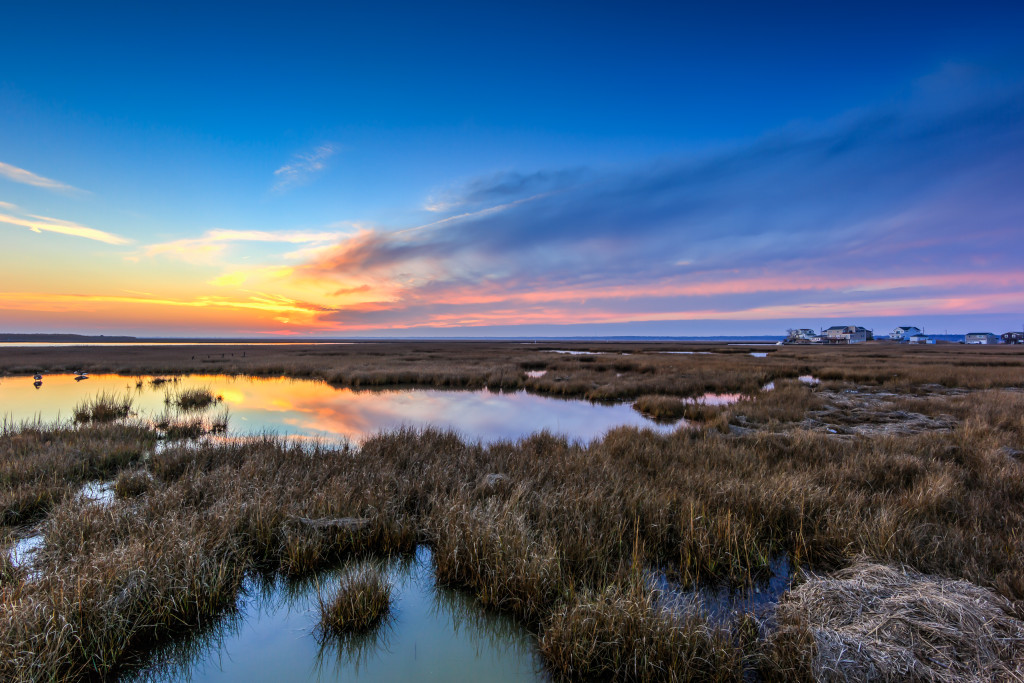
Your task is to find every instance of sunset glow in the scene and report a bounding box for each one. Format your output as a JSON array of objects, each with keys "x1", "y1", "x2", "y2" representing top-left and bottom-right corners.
[{"x1": 2, "y1": 4, "x2": 1022, "y2": 337}]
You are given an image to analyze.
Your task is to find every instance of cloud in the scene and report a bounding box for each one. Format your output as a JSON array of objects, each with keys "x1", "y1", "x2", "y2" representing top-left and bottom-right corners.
[
  {"x1": 424, "y1": 169, "x2": 584, "y2": 211},
  {"x1": 0, "y1": 211, "x2": 131, "y2": 245},
  {"x1": 143, "y1": 228, "x2": 347, "y2": 264},
  {"x1": 0, "y1": 290, "x2": 334, "y2": 317},
  {"x1": 272, "y1": 144, "x2": 337, "y2": 192},
  {"x1": 292, "y1": 70, "x2": 1024, "y2": 331},
  {"x1": 0, "y1": 161, "x2": 82, "y2": 193}
]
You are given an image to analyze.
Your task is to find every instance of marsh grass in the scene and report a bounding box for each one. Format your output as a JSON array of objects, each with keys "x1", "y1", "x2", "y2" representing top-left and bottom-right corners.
[
  {"x1": 164, "y1": 386, "x2": 220, "y2": 410},
  {"x1": 317, "y1": 565, "x2": 392, "y2": 637},
  {"x1": 632, "y1": 395, "x2": 688, "y2": 421},
  {"x1": 2, "y1": 345, "x2": 1024, "y2": 679},
  {"x1": 73, "y1": 391, "x2": 133, "y2": 423},
  {"x1": 114, "y1": 468, "x2": 152, "y2": 499},
  {"x1": 767, "y1": 558, "x2": 1024, "y2": 682}
]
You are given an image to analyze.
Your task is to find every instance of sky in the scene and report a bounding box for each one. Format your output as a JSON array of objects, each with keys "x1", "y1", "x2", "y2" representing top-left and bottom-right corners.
[{"x1": 1, "y1": 1, "x2": 1023, "y2": 338}]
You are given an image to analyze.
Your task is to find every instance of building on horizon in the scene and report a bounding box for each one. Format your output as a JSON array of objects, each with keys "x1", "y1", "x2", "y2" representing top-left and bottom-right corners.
[
  {"x1": 889, "y1": 326, "x2": 921, "y2": 341},
  {"x1": 965, "y1": 332, "x2": 999, "y2": 344},
  {"x1": 824, "y1": 325, "x2": 873, "y2": 344}
]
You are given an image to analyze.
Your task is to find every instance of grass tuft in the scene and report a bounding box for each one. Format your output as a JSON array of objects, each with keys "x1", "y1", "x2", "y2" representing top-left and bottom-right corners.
[{"x1": 317, "y1": 565, "x2": 392, "y2": 636}]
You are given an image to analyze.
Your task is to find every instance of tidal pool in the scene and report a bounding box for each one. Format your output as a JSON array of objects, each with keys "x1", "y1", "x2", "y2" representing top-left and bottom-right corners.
[
  {"x1": 130, "y1": 547, "x2": 543, "y2": 683},
  {"x1": 0, "y1": 374, "x2": 676, "y2": 443}
]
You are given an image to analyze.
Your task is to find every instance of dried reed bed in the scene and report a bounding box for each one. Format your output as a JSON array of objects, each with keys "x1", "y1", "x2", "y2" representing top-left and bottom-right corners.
[
  {"x1": 0, "y1": 420, "x2": 154, "y2": 526},
  {"x1": 768, "y1": 558, "x2": 1024, "y2": 682},
  {"x1": 1, "y1": 349, "x2": 1023, "y2": 679}
]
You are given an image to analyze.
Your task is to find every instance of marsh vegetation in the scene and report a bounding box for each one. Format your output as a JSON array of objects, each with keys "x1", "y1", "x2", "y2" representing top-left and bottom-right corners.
[{"x1": 1, "y1": 342, "x2": 1022, "y2": 681}]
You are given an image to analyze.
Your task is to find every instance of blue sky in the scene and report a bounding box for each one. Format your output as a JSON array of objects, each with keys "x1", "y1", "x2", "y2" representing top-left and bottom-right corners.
[{"x1": 1, "y1": 1, "x2": 1022, "y2": 336}]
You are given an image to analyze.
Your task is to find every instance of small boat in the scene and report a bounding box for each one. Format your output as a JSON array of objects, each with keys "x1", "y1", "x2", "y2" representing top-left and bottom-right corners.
[{"x1": 33, "y1": 374, "x2": 42, "y2": 380}]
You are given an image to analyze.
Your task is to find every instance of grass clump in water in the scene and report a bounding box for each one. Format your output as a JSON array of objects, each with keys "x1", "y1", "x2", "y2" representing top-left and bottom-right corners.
[
  {"x1": 632, "y1": 395, "x2": 688, "y2": 421},
  {"x1": 73, "y1": 392, "x2": 133, "y2": 423},
  {"x1": 164, "y1": 386, "x2": 220, "y2": 411},
  {"x1": 317, "y1": 565, "x2": 392, "y2": 636}
]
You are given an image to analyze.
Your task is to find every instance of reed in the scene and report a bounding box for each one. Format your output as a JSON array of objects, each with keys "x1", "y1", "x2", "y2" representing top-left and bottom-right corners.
[
  {"x1": 164, "y1": 386, "x2": 220, "y2": 410},
  {"x1": 72, "y1": 392, "x2": 133, "y2": 423},
  {"x1": 317, "y1": 565, "x2": 392, "y2": 636},
  {"x1": 1, "y1": 343, "x2": 1023, "y2": 679}
]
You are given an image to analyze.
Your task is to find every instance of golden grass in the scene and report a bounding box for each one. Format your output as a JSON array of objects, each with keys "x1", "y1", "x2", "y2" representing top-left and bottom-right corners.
[
  {"x1": 0, "y1": 344, "x2": 1023, "y2": 679},
  {"x1": 317, "y1": 565, "x2": 392, "y2": 636}
]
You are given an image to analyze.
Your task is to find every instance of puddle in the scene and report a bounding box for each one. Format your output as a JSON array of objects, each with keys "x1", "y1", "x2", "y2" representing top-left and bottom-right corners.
[
  {"x1": 129, "y1": 547, "x2": 542, "y2": 682},
  {"x1": 8, "y1": 533, "x2": 43, "y2": 569},
  {"x1": 650, "y1": 555, "x2": 794, "y2": 624},
  {"x1": 749, "y1": 353, "x2": 767, "y2": 358},
  {"x1": 543, "y1": 350, "x2": 596, "y2": 355},
  {"x1": 524, "y1": 370, "x2": 547, "y2": 378},
  {"x1": 1, "y1": 374, "x2": 674, "y2": 444},
  {"x1": 79, "y1": 481, "x2": 116, "y2": 504}
]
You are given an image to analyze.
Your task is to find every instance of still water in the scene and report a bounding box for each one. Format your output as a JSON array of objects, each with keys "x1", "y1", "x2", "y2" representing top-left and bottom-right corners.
[
  {"x1": 0, "y1": 374, "x2": 675, "y2": 444},
  {"x1": 132, "y1": 547, "x2": 542, "y2": 683}
]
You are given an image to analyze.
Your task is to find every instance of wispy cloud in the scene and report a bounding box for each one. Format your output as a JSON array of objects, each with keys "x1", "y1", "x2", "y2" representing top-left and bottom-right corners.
[
  {"x1": 272, "y1": 144, "x2": 337, "y2": 192},
  {"x1": 0, "y1": 211, "x2": 131, "y2": 245},
  {"x1": 0, "y1": 161, "x2": 82, "y2": 193},
  {"x1": 143, "y1": 228, "x2": 347, "y2": 264}
]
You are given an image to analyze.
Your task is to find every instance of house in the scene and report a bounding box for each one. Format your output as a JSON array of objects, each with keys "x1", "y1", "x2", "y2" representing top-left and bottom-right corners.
[
  {"x1": 825, "y1": 325, "x2": 873, "y2": 344},
  {"x1": 1001, "y1": 331, "x2": 1024, "y2": 344},
  {"x1": 965, "y1": 332, "x2": 999, "y2": 345},
  {"x1": 785, "y1": 328, "x2": 818, "y2": 343},
  {"x1": 908, "y1": 334, "x2": 935, "y2": 344},
  {"x1": 890, "y1": 326, "x2": 921, "y2": 341}
]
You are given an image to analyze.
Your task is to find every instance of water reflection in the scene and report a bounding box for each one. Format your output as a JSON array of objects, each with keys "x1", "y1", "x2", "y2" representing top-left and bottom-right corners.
[
  {"x1": 650, "y1": 554, "x2": 794, "y2": 624},
  {"x1": 129, "y1": 547, "x2": 542, "y2": 683},
  {"x1": 2, "y1": 374, "x2": 674, "y2": 443}
]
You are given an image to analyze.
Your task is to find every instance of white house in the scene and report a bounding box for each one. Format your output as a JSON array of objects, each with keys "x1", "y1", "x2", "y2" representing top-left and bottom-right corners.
[
  {"x1": 908, "y1": 334, "x2": 934, "y2": 344},
  {"x1": 965, "y1": 332, "x2": 999, "y2": 344},
  {"x1": 786, "y1": 328, "x2": 818, "y2": 343},
  {"x1": 825, "y1": 325, "x2": 872, "y2": 344},
  {"x1": 890, "y1": 326, "x2": 921, "y2": 341}
]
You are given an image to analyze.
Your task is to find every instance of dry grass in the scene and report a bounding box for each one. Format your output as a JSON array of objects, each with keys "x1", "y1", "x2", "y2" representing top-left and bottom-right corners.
[
  {"x1": 540, "y1": 579, "x2": 754, "y2": 682},
  {"x1": 164, "y1": 385, "x2": 220, "y2": 410},
  {"x1": 72, "y1": 392, "x2": 133, "y2": 423},
  {"x1": 317, "y1": 564, "x2": 392, "y2": 636},
  {"x1": 0, "y1": 344, "x2": 1023, "y2": 679},
  {"x1": 632, "y1": 395, "x2": 689, "y2": 421},
  {"x1": 768, "y1": 558, "x2": 1024, "y2": 682}
]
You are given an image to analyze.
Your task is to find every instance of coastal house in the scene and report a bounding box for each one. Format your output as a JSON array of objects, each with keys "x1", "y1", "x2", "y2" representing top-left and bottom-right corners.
[
  {"x1": 890, "y1": 326, "x2": 921, "y2": 341},
  {"x1": 825, "y1": 325, "x2": 873, "y2": 344},
  {"x1": 908, "y1": 334, "x2": 934, "y2": 344},
  {"x1": 965, "y1": 332, "x2": 999, "y2": 345},
  {"x1": 1001, "y1": 331, "x2": 1024, "y2": 344},
  {"x1": 785, "y1": 328, "x2": 818, "y2": 343}
]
